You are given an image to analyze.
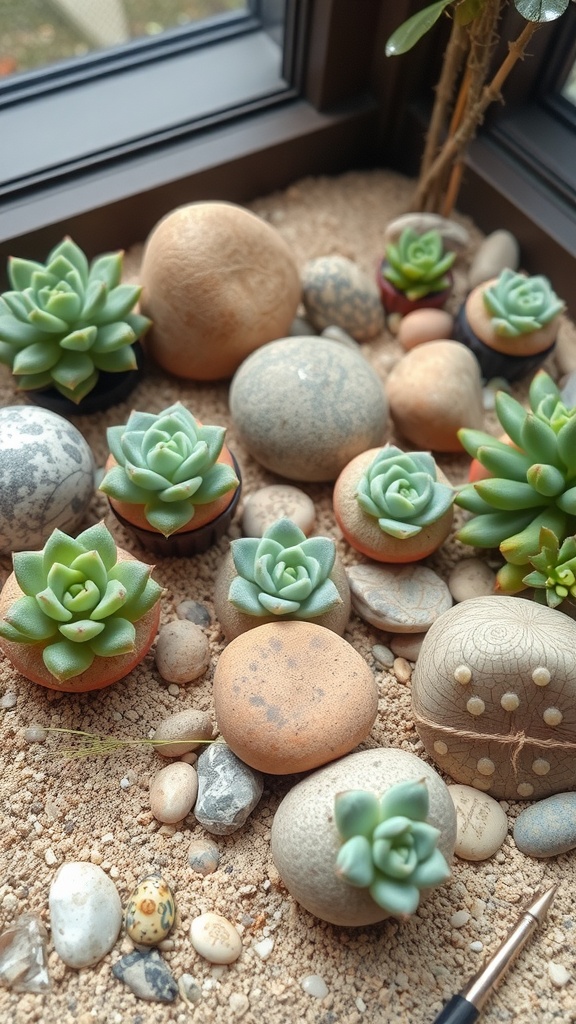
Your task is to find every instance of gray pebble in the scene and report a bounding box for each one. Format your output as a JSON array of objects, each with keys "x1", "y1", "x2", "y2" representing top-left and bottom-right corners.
[
  {"x1": 467, "y1": 230, "x2": 520, "y2": 289},
  {"x1": 112, "y1": 949, "x2": 178, "y2": 1003},
  {"x1": 321, "y1": 325, "x2": 358, "y2": 350},
  {"x1": 241, "y1": 485, "x2": 315, "y2": 538},
  {"x1": 347, "y1": 563, "x2": 452, "y2": 633},
  {"x1": 179, "y1": 973, "x2": 203, "y2": 1005},
  {"x1": 155, "y1": 620, "x2": 210, "y2": 684},
  {"x1": 301, "y1": 256, "x2": 384, "y2": 341},
  {"x1": 24, "y1": 725, "x2": 47, "y2": 743},
  {"x1": 176, "y1": 601, "x2": 211, "y2": 627},
  {"x1": 372, "y1": 644, "x2": 394, "y2": 668},
  {"x1": 195, "y1": 742, "x2": 264, "y2": 835},
  {"x1": 390, "y1": 633, "x2": 426, "y2": 661},
  {"x1": 513, "y1": 792, "x2": 576, "y2": 858},
  {"x1": 188, "y1": 837, "x2": 221, "y2": 876},
  {"x1": 0, "y1": 693, "x2": 17, "y2": 709},
  {"x1": 448, "y1": 559, "x2": 496, "y2": 602},
  {"x1": 289, "y1": 316, "x2": 316, "y2": 336},
  {"x1": 560, "y1": 370, "x2": 576, "y2": 409}
]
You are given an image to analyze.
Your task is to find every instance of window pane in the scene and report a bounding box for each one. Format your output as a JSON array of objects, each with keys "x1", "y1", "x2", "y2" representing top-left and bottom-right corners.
[
  {"x1": 560, "y1": 58, "x2": 576, "y2": 106},
  {"x1": 0, "y1": 0, "x2": 247, "y2": 77}
]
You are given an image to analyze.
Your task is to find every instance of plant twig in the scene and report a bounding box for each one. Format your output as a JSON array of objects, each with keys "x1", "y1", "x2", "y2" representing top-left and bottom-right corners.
[{"x1": 419, "y1": 17, "x2": 468, "y2": 181}]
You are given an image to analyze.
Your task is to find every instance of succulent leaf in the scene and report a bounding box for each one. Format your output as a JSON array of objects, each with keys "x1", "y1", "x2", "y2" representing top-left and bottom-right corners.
[
  {"x1": 336, "y1": 836, "x2": 375, "y2": 888},
  {"x1": 0, "y1": 238, "x2": 150, "y2": 400},
  {"x1": 482, "y1": 269, "x2": 564, "y2": 336},
  {"x1": 0, "y1": 522, "x2": 162, "y2": 681},
  {"x1": 369, "y1": 878, "x2": 420, "y2": 917},
  {"x1": 334, "y1": 790, "x2": 381, "y2": 839},
  {"x1": 355, "y1": 445, "x2": 453, "y2": 538},
  {"x1": 383, "y1": 229, "x2": 455, "y2": 299}
]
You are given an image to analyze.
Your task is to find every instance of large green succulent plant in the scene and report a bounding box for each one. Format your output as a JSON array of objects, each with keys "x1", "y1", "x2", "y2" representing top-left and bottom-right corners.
[
  {"x1": 228, "y1": 518, "x2": 341, "y2": 618},
  {"x1": 99, "y1": 402, "x2": 239, "y2": 537},
  {"x1": 523, "y1": 527, "x2": 576, "y2": 609},
  {"x1": 456, "y1": 371, "x2": 576, "y2": 593},
  {"x1": 483, "y1": 268, "x2": 565, "y2": 338},
  {"x1": 356, "y1": 446, "x2": 454, "y2": 539},
  {"x1": 383, "y1": 228, "x2": 455, "y2": 301},
  {"x1": 334, "y1": 780, "x2": 450, "y2": 917},
  {"x1": 0, "y1": 238, "x2": 151, "y2": 403},
  {"x1": 0, "y1": 522, "x2": 163, "y2": 681}
]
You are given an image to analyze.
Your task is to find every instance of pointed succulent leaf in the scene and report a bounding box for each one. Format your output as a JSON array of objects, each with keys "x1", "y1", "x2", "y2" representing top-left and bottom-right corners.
[
  {"x1": 409, "y1": 848, "x2": 451, "y2": 888},
  {"x1": 0, "y1": 315, "x2": 46, "y2": 346},
  {"x1": 8, "y1": 256, "x2": 47, "y2": 291},
  {"x1": 99, "y1": 465, "x2": 153, "y2": 505},
  {"x1": 124, "y1": 312, "x2": 152, "y2": 338},
  {"x1": 385, "y1": 0, "x2": 452, "y2": 56},
  {"x1": 228, "y1": 577, "x2": 270, "y2": 616},
  {"x1": 58, "y1": 619, "x2": 105, "y2": 643},
  {"x1": 54, "y1": 371, "x2": 99, "y2": 404},
  {"x1": 76, "y1": 522, "x2": 118, "y2": 569},
  {"x1": 495, "y1": 561, "x2": 531, "y2": 594},
  {"x1": 81, "y1": 280, "x2": 107, "y2": 320},
  {"x1": 494, "y1": 391, "x2": 529, "y2": 448},
  {"x1": 257, "y1": 592, "x2": 301, "y2": 615},
  {"x1": 473, "y1": 479, "x2": 547, "y2": 511},
  {"x1": 5, "y1": 596, "x2": 59, "y2": 640},
  {"x1": 266, "y1": 518, "x2": 308, "y2": 548},
  {"x1": 42, "y1": 639, "x2": 95, "y2": 681},
  {"x1": 45, "y1": 288, "x2": 82, "y2": 322},
  {"x1": 89, "y1": 617, "x2": 136, "y2": 657},
  {"x1": 379, "y1": 780, "x2": 429, "y2": 822},
  {"x1": 41, "y1": 531, "x2": 84, "y2": 574},
  {"x1": 91, "y1": 284, "x2": 142, "y2": 323},
  {"x1": 378, "y1": 844, "x2": 419, "y2": 880},
  {"x1": 230, "y1": 538, "x2": 261, "y2": 582},
  {"x1": 369, "y1": 878, "x2": 420, "y2": 916},
  {"x1": 28, "y1": 307, "x2": 69, "y2": 334},
  {"x1": 121, "y1": 577, "x2": 164, "y2": 621},
  {"x1": 51, "y1": 238, "x2": 90, "y2": 281},
  {"x1": 69, "y1": 550, "x2": 108, "y2": 595},
  {"x1": 530, "y1": 370, "x2": 560, "y2": 409},
  {"x1": 522, "y1": 569, "x2": 548, "y2": 589},
  {"x1": 127, "y1": 464, "x2": 172, "y2": 491},
  {"x1": 191, "y1": 463, "x2": 238, "y2": 504},
  {"x1": 87, "y1": 251, "x2": 122, "y2": 290},
  {"x1": 373, "y1": 816, "x2": 413, "y2": 839},
  {"x1": 144, "y1": 500, "x2": 195, "y2": 536},
  {"x1": 14, "y1": 371, "x2": 55, "y2": 391},
  {"x1": 334, "y1": 790, "x2": 381, "y2": 840},
  {"x1": 90, "y1": 579, "x2": 129, "y2": 620},
  {"x1": 520, "y1": 414, "x2": 562, "y2": 467},
  {"x1": 296, "y1": 579, "x2": 341, "y2": 618},
  {"x1": 410, "y1": 822, "x2": 441, "y2": 862},
  {"x1": 500, "y1": 507, "x2": 569, "y2": 565},
  {"x1": 62, "y1": 579, "x2": 100, "y2": 614},
  {"x1": 59, "y1": 326, "x2": 98, "y2": 352},
  {"x1": 335, "y1": 836, "x2": 375, "y2": 888},
  {"x1": 377, "y1": 518, "x2": 422, "y2": 539},
  {"x1": 46, "y1": 562, "x2": 85, "y2": 602},
  {"x1": 160, "y1": 480, "x2": 203, "y2": 503},
  {"x1": 12, "y1": 340, "x2": 62, "y2": 375},
  {"x1": 51, "y1": 350, "x2": 95, "y2": 389},
  {"x1": 12, "y1": 551, "x2": 47, "y2": 596},
  {"x1": 94, "y1": 347, "x2": 137, "y2": 374},
  {"x1": 91, "y1": 322, "x2": 135, "y2": 352},
  {"x1": 456, "y1": 509, "x2": 535, "y2": 548},
  {"x1": 454, "y1": 485, "x2": 500, "y2": 515},
  {"x1": 556, "y1": 416, "x2": 576, "y2": 472},
  {"x1": 107, "y1": 559, "x2": 151, "y2": 599}
]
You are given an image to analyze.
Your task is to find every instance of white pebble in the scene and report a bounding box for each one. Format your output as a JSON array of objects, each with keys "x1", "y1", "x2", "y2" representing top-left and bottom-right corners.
[
  {"x1": 190, "y1": 912, "x2": 242, "y2": 964},
  {"x1": 301, "y1": 974, "x2": 329, "y2": 999},
  {"x1": 24, "y1": 725, "x2": 47, "y2": 743},
  {"x1": 356, "y1": 996, "x2": 367, "y2": 1012},
  {"x1": 548, "y1": 962, "x2": 571, "y2": 987},
  {"x1": 44, "y1": 848, "x2": 58, "y2": 866},
  {"x1": 450, "y1": 910, "x2": 470, "y2": 929},
  {"x1": 229, "y1": 992, "x2": 250, "y2": 1016},
  {"x1": 49, "y1": 861, "x2": 122, "y2": 968},
  {"x1": 449, "y1": 785, "x2": 508, "y2": 861},
  {"x1": 155, "y1": 620, "x2": 210, "y2": 684},
  {"x1": 119, "y1": 777, "x2": 131, "y2": 790},
  {"x1": 0, "y1": 693, "x2": 17, "y2": 709},
  {"x1": 167, "y1": 684, "x2": 180, "y2": 696},
  {"x1": 253, "y1": 937, "x2": 274, "y2": 960},
  {"x1": 470, "y1": 941, "x2": 484, "y2": 953}
]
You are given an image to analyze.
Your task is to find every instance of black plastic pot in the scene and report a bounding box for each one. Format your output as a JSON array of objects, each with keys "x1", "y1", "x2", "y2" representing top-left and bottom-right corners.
[
  {"x1": 453, "y1": 304, "x2": 556, "y2": 383},
  {"x1": 24, "y1": 342, "x2": 145, "y2": 417}
]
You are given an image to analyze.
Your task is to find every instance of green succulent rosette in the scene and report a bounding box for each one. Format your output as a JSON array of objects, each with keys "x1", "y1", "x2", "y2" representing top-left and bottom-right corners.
[
  {"x1": 355, "y1": 446, "x2": 454, "y2": 539},
  {"x1": 228, "y1": 518, "x2": 341, "y2": 618},
  {"x1": 0, "y1": 238, "x2": 151, "y2": 403},
  {"x1": 0, "y1": 522, "x2": 163, "y2": 681},
  {"x1": 456, "y1": 371, "x2": 576, "y2": 593},
  {"x1": 383, "y1": 228, "x2": 455, "y2": 301},
  {"x1": 483, "y1": 268, "x2": 565, "y2": 338},
  {"x1": 523, "y1": 527, "x2": 576, "y2": 609},
  {"x1": 99, "y1": 402, "x2": 239, "y2": 537},
  {"x1": 334, "y1": 780, "x2": 451, "y2": 917}
]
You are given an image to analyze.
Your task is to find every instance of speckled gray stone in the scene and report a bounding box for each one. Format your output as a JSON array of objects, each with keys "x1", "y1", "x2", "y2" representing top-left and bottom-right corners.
[
  {"x1": 513, "y1": 792, "x2": 576, "y2": 858},
  {"x1": 301, "y1": 256, "x2": 384, "y2": 341},
  {"x1": 0, "y1": 406, "x2": 95, "y2": 554},
  {"x1": 229, "y1": 337, "x2": 388, "y2": 482},
  {"x1": 112, "y1": 949, "x2": 178, "y2": 1002},
  {"x1": 347, "y1": 563, "x2": 452, "y2": 633},
  {"x1": 194, "y1": 742, "x2": 264, "y2": 835}
]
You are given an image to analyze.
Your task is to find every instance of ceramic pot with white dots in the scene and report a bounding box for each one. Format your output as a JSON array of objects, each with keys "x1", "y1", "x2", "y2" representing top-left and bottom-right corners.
[{"x1": 411, "y1": 595, "x2": 576, "y2": 800}]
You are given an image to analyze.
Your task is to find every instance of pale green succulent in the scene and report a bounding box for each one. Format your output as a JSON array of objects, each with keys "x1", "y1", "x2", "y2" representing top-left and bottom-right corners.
[
  {"x1": 228, "y1": 518, "x2": 341, "y2": 618},
  {"x1": 523, "y1": 527, "x2": 576, "y2": 609},
  {"x1": 99, "y1": 402, "x2": 239, "y2": 537},
  {"x1": 483, "y1": 268, "x2": 565, "y2": 338},
  {"x1": 334, "y1": 780, "x2": 451, "y2": 917},
  {"x1": 383, "y1": 228, "x2": 455, "y2": 300},
  {"x1": 0, "y1": 522, "x2": 163, "y2": 681},
  {"x1": 456, "y1": 371, "x2": 576, "y2": 594},
  {"x1": 0, "y1": 238, "x2": 151, "y2": 403},
  {"x1": 356, "y1": 446, "x2": 454, "y2": 539}
]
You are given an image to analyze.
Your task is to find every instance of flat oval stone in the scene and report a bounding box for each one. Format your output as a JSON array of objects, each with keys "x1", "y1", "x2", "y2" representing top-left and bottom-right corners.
[
  {"x1": 384, "y1": 213, "x2": 469, "y2": 251},
  {"x1": 468, "y1": 230, "x2": 520, "y2": 289},
  {"x1": 176, "y1": 600, "x2": 211, "y2": 626},
  {"x1": 301, "y1": 256, "x2": 384, "y2": 341},
  {"x1": 155, "y1": 620, "x2": 210, "y2": 683},
  {"x1": 229, "y1": 336, "x2": 388, "y2": 482},
  {"x1": 149, "y1": 762, "x2": 198, "y2": 824},
  {"x1": 514, "y1": 792, "x2": 576, "y2": 858},
  {"x1": 346, "y1": 563, "x2": 452, "y2": 633},
  {"x1": 241, "y1": 485, "x2": 315, "y2": 537},
  {"x1": 49, "y1": 862, "x2": 122, "y2": 968},
  {"x1": 213, "y1": 621, "x2": 378, "y2": 774},
  {"x1": 448, "y1": 559, "x2": 496, "y2": 602},
  {"x1": 397, "y1": 308, "x2": 454, "y2": 351},
  {"x1": 189, "y1": 912, "x2": 242, "y2": 964},
  {"x1": 125, "y1": 875, "x2": 176, "y2": 946},
  {"x1": 448, "y1": 785, "x2": 508, "y2": 861},
  {"x1": 152, "y1": 709, "x2": 214, "y2": 758}
]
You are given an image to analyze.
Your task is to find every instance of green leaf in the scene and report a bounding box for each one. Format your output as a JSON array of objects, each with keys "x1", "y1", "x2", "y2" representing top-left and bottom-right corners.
[
  {"x1": 335, "y1": 836, "x2": 375, "y2": 888},
  {"x1": 410, "y1": 848, "x2": 451, "y2": 888},
  {"x1": 476, "y1": 445, "x2": 533, "y2": 482},
  {"x1": 456, "y1": 510, "x2": 535, "y2": 548},
  {"x1": 0, "y1": 315, "x2": 46, "y2": 346},
  {"x1": 385, "y1": 1, "x2": 452, "y2": 56},
  {"x1": 144, "y1": 500, "x2": 194, "y2": 536},
  {"x1": 12, "y1": 551, "x2": 46, "y2": 596},
  {"x1": 4, "y1": 596, "x2": 58, "y2": 640},
  {"x1": 228, "y1": 577, "x2": 269, "y2": 616},
  {"x1": 526, "y1": 463, "x2": 566, "y2": 497},
  {"x1": 81, "y1": 280, "x2": 107, "y2": 320},
  {"x1": 50, "y1": 350, "x2": 95, "y2": 389},
  {"x1": 45, "y1": 289, "x2": 82, "y2": 322},
  {"x1": 89, "y1": 617, "x2": 135, "y2": 657},
  {"x1": 53, "y1": 370, "x2": 99, "y2": 404},
  {"x1": 496, "y1": 561, "x2": 531, "y2": 594},
  {"x1": 230, "y1": 538, "x2": 261, "y2": 582},
  {"x1": 334, "y1": 790, "x2": 381, "y2": 839},
  {"x1": 91, "y1": 322, "x2": 135, "y2": 353},
  {"x1": 192, "y1": 463, "x2": 239, "y2": 504},
  {"x1": 12, "y1": 341, "x2": 61, "y2": 375},
  {"x1": 410, "y1": 822, "x2": 441, "y2": 861},
  {"x1": 92, "y1": 284, "x2": 141, "y2": 324},
  {"x1": 514, "y1": 0, "x2": 569, "y2": 21},
  {"x1": 494, "y1": 392, "x2": 529, "y2": 448},
  {"x1": 107, "y1": 560, "x2": 151, "y2": 599},
  {"x1": 529, "y1": 370, "x2": 560, "y2": 409},
  {"x1": 42, "y1": 530, "x2": 84, "y2": 574},
  {"x1": 473, "y1": 479, "x2": 547, "y2": 511},
  {"x1": 380, "y1": 780, "x2": 429, "y2": 822},
  {"x1": 50, "y1": 238, "x2": 89, "y2": 282},
  {"x1": 28, "y1": 307, "x2": 69, "y2": 334},
  {"x1": 258, "y1": 592, "x2": 300, "y2": 614},
  {"x1": 98, "y1": 465, "x2": 152, "y2": 505},
  {"x1": 43, "y1": 638, "x2": 95, "y2": 681},
  {"x1": 557, "y1": 486, "x2": 576, "y2": 515},
  {"x1": 121, "y1": 577, "x2": 163, "y2": 621},
  {"x1": 124, "y1": 312, "x2": 152, "y2": 340},
  {"x1": 90, "y1": 579, "x2": 129, "y2": 620},
  {"x1": 59, "y1": 619, "x2": 105, "y2": 643},
  {"x1": 88, "y1": 251, "x2": 123, "y2": 290},
  {"x1": 69, "y1": 550, "x2": 108, "y2": 595},
  {"x1": 520, "y1": 414, "x2": 562, "y2": 467},
  {"x1": 91, "y1": 346, "x2": 138, "y2": 374},
  {"x1": 556, "y1": 416, "x2": 576, "y2": 472},
  {"x1": 297, "y1": 579, "x2": 341, "y2": 618},
  {"x1": 369, "y1": 878, "x2": 420, "y2": 916},
  {"x1": 500, "y1": 507, "x2": 568, "y2": 564},
  {"x1": 59, "y1": 327, "x2": 98, "y2": 352},
  {"x1": 75, "y1": 523, "x2": 118, "y2": 569},
  {"x1": 457, "y1": 428, "x2": 506, "y2": 460},
  {"x1": 454, "y1": 485, "x2": 500, "y2": 515},
  {"x1": 8, "y1": 256, "x2": 47, "y2": 291}
]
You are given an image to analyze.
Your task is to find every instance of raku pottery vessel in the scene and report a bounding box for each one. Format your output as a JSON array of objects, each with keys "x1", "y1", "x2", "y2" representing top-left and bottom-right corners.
[
  {"x1": 453, "y1": 268, "x2": 565, "y2": 382},
  {"x1": 0, "y1": 522, "x2": 163, "y2": 693},
  {"x1": 376, "y1": 228, "x2": 455, "y2": 316},
  {"x1": 99, "y1": 402, "x2": 241, "y2": 557},
  {"x1": 0, "y1": 238, "x2": 150, "y2": 412}
]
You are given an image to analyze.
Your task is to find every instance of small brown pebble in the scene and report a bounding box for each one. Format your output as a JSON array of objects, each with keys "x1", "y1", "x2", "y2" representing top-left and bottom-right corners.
[{"x1": 393, "y1": 657, "x2": 412, "y2": 684}]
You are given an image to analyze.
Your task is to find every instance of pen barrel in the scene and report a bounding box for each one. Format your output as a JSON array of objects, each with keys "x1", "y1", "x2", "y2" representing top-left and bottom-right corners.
[
  {"x1": 461, "y1": 913, "x2": 537, "y2": 1011},
  {"x1": 431, "y1": 994, "x2": 479, "y2": 1023}
]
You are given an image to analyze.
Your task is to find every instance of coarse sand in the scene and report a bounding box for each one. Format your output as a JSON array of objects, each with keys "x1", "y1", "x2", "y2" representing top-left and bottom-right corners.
[{"x1": 0, "y1": 169, "x2": 574, "y2": 1024}]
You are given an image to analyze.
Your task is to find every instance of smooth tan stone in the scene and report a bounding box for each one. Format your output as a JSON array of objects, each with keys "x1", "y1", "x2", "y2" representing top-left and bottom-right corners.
[
  {"x1": 155, "y1": 620, "x2": 210, "y2": 684},
  {"x1": 189, "y1": 913, "x2": 242, "y2": 964},
  {"x1": 241, "y1": 485, "x2": 315, "y2": 537},
  {"x1": 449, "y1": 784, "x2": 508, "y2": 861},
  {"x1": 152, "y1": 709, "x2": 214, "y2": 758},
  {"x1": 398, "y1": 309, "x2": 454, "y2": 351},
  {"x1": 467, "y1": 230, "x2": 520, "y2": 289},
  {"x1": 390, "y1": 633, "x2": 426, "y2": 661},
  {"x1": 386, "y1": 341, "x2": 484, "y2": 452},
  {"x1": 448, "y1": 559, "x2": 496, "y2": 602},
  {"x1": 149, "y1": 762, "x2": 198, "y2": 824}
]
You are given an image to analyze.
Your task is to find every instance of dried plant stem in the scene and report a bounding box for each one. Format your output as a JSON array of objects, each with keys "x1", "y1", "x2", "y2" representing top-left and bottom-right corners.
[
  {"x1": 44, "y1": 727, "x2": 213, "y2": 760},
  {"x1": 419, "y1": 18, "x2": 468, "y2": 183}
]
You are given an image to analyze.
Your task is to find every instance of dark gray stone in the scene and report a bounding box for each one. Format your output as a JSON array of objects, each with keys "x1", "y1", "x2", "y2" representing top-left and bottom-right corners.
[
  {"x1": 195, "y1": 742, "x2": 263, "y2": 835},
  {"x1": 176, "y1": 600, "x2": 211, "y2": 626},
  {"x1": 112, "y1": 949, "x2": 178, "y2": 1003}
]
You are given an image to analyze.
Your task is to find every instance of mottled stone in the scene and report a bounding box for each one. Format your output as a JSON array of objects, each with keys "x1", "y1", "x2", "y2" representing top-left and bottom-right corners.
[
  {"x1": 112, "y1": 949, "x2": 178, "y2": 1002},
  {"x1": 241, "y1": 485, "x2": 315, "y2": 537},
  {"x1": 449, "y1": 785, "x2": 508, "y2": 861},
  {"x1": 189, "y1": 912, "x2": 242, "y2": 964},
  {"x1": 49, "y1": 862, "x2": 122, "y2": 969},
  {"x1": 152, "y1": 709, "x2": 214, "y2": 759},
  {"x1": 467, "y1": 230, "x2": 520, "y2": 289},
  {"x1": 514, "y1": 792, "x2": 576, "y2": 858},
  {"x1": 149, "y1": 762, "x2": 198, "y2": 824},
  {"x1": 175, "y1": 600, "x2": 211, "y2": 626},
  {"x1": 301, "y1": 256, "x2": 384, "y2": 341},
  {"x1": 383, "y1": 213, "x2": 469, "y2": 252},
  {"x1": 194, "y1": 742, "x2": 264, "y2": 835},
  {"x1": 448, "y1": 559, "x2": 496, "y2": 602},
  {"x1": 0, "y1": 406, "x2": 95, "y2": 555},
  {"x1": 0, "y1": 913, "x2": 49, "y2": 993},
  {"x1": 346, "y1": 563, "x2": 452, "y2": 633},
  {"x1": 125, "y1": 875, "x2": 176, "y2": 946},
  {"x1": 187, "y1": 838, "x2": 220, "y2": 876},
  {"x1": 229, "y1": 337, "x2": 388, "y2": 482},
  {"x1": 155, "y1": 620, "x2": 210, "y2": 684}
]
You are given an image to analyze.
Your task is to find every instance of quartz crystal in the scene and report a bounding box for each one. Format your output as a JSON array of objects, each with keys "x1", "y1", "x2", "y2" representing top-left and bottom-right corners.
[{"x1": 0, "y1": 913, "x2": 50, "y2": 993}]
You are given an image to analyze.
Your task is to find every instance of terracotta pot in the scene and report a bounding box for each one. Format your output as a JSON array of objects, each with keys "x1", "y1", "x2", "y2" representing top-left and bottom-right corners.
[
  {"x1": 0, "y1": 547, "x2": 161, "y2": 693},
  {"x1": 376, "y1": 260, "x2": 452, "y2": 317}
]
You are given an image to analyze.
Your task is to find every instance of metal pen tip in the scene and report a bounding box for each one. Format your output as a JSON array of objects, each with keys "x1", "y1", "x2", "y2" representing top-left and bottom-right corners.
[{"x1": 524, "y1": 883, "x2": 558, "y2": 925}]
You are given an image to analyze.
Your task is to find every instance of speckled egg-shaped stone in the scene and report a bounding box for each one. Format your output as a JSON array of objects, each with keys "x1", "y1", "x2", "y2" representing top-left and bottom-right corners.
[
  {"x1": 212, "y1": 621, "x2": 378, "y2": 774},
  {"x1": 412, "y1": 596, "x2": 576, "y2": 800},
  {"x1": 229, "y1": 337, "x2": 388, "y2": 481},
  {"x1": 125, "y1": 875, "x2": 176, "y2": 946},
  {"x1": 513, "y1": 792, "x2": 576, "y2": 858},
  {"x1": 301, "y1": 256, "x2": 385, "y2": 341},
  {"x1": 0, "y1": 406, "x2": 95, "y2": 554}
]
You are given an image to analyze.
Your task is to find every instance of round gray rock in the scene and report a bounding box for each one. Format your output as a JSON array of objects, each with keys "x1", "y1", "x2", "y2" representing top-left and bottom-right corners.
[
  {"x1": 229, "y1": 337, "x2": 388, "y2": 482},
  {"x1": 301, "y1": 256, "x2": 384, "y2": 341},
  {"x1": 346, "y1": 563, "x2": 452, "y2": 633},
  {"x1": 514, "y1": 792, "x2": 576, "y2": 858}
]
